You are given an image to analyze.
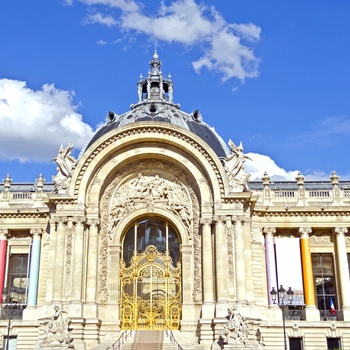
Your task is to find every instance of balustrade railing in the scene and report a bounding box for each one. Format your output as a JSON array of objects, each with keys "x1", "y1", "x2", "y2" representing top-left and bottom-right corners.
[
  {"x1": 284, "y1": 308, "x2": 305, "y2": 321},
  {"x1": 0, "y1": 304, "x2": 26, "y2": 320},
  {"x1": 165, "y1": 327, "x2": 183, "y2": 350},
  {"x1": 11, "y1": 192, "x2": 33, "y2": 200},
  {"x1": 105, "y1": 329, "x2": 133, "y2": 350},
  {"x1": 309, "y1": 190, "x2": 330, "y2": 197},
  {"x1": 273, "y1": 190, "x2": 296, "y2": 198},
  {"x1": 319, "y1": 310, "x2": 343, "y2": 321}
]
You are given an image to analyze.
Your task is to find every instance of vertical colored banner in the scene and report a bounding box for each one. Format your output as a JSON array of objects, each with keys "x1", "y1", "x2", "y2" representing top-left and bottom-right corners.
[{"x1": 275, "y1": 238, "x2": 304, "y2": 305}]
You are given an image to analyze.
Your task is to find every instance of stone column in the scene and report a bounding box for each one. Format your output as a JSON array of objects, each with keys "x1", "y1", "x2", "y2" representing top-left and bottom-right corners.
[
  {"x1": 334, "y1": 227, "x2": 350, "y2": 318},
  {"x1": 299, "y1": 227, "x2": 319, "y2": 321},
  {"x1": 234, "y1": 216, "x2": 247, "y2": 304},
  {"x1": 214, "y1": 215, "x2": 227, "y2": 303},
  {"x1": 201, "y1": 218, "x2": 214, "y2": 317},
  {"x1": 45, "y1": 219, "x2": 57, "y2": 303},
  {"x1": 71, "y1": 216, "x2": 85, "y2": 303},
  {"x1": 85, "y1": 219, "x2": 99, "y2": 304},
  {"x1": 180, "y1": 244, "x2": 195, "y2": 331},
  {"x1": 263, "y1": 227, "x2": 277, "y2": 306},
  {"x1": 0, "y1": 229, "x2": 8, "y2": 302},
  {"x1": 27, "y1": 229, "x2": 42, "y2": 306},
  {"x1": 52, "y1": 217, "x2": 67, "y2": 302}
]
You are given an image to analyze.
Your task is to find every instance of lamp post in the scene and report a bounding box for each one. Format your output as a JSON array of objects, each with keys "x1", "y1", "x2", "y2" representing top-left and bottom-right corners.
[
  {"x1": 1, "y1": 288, "x2": 13, "y2": 350},
  {"x1": 1, "y1": 287, "x2": 25, "y2": 350},
  {"x1": 270, "y1": 285, "x2": 294, "y2": 350}
]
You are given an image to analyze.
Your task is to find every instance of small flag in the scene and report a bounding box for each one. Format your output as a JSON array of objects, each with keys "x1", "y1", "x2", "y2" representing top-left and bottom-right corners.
[{"x1": 330, "y1": 297, "x2": 336, "y2": 315}]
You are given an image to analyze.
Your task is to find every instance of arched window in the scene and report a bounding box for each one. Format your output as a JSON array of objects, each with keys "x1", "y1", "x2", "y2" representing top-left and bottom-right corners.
[{"x1": 122, "y1": 218, "x2": 180, "y2": 266}]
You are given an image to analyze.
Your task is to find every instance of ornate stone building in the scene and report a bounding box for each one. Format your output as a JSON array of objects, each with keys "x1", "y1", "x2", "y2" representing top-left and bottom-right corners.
[{"x1": 0, "y1": 52, "x2": 350, "y2": 349}]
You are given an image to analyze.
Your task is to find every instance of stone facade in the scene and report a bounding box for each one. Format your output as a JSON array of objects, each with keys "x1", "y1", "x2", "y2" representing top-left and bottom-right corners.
[{"x1": 0, "y1": 53, "x2": 350, "y2": 350}]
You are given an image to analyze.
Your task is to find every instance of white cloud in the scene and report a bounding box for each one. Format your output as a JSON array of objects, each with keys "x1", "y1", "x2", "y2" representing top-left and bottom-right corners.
[
  {"x1": 245, "y1": 152, "x2": 332, "y2": 181},
  {"x1": 0, "y1": 79, "x2": 94, "y2": 162},
  {"x1": 78, "y1": 0, "x2": 261, "y2": 81},
  {"x1": 84, "y1": 12, "x2": 118, "y2": 27},
  {"x1": 245, "y1": 152, "x2": 299, "y2": 181},
  {"x1": 81, "y1": 0, "x2": 140, "y2": 12}
]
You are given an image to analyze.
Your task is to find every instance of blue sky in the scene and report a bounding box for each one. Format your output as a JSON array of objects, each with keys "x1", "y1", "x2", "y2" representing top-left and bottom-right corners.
[{"x1": 1, "y1": 0, "x2": 350, "y2": 183}]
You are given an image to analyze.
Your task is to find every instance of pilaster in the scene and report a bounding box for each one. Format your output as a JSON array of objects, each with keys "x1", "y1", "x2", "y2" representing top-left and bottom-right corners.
[
  {"x1": 52, "y1": 216, "x2": 67, "y2": 302},
  {"x1": 200, "y1": 218, "x2": 215, "y2": 318},
  {"x1": 84, "y1": 218, "x2": 99, "y2": 318},
  {"x1": 234, "y1": 216, "x2": 247, "y2": 305}
]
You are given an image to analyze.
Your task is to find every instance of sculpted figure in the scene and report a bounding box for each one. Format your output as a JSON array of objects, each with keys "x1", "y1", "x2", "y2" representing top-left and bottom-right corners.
[
  {"x1": 224, "y1": 140, "x2": 251, "y2": 192},
  {"x1": 52, "y1": 143, "x2": 77, "y2": 194},
  {"x1": 220, "y1": 307, "x2": 249, "y2": 345},
  {"x1": 42, "y1": 305, "x2": 71, "y2": 345}
]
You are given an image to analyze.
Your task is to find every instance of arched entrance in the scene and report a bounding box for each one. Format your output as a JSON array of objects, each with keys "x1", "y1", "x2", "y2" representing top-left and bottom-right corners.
[{"x1": 120, "y1": 218, "x2": 182, "y2": 330}]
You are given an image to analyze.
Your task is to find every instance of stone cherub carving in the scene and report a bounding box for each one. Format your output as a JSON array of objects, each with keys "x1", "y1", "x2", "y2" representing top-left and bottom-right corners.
[
  {"x1": 42, "y1": 305, "x2": 72, "y2": 345},
  {"x1": 220, "y1": 307, "x2": 249, "y2": 346},
  {"x1": 52, "y1": 143, "x2": 77, "y2": 194},
  {"x1": 224, "y1": 140, "x2": 251, "y2": 192}
]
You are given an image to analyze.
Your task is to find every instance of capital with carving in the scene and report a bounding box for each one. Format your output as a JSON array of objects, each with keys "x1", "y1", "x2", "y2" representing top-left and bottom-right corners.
[
  {"x1": 30, "y1": 228, "x2": 43, "y2": 239},
  {"x1": 55, "y1": 216, "x2": 68, "y2": 225},
  {"x1": 213, "y1": 215, "x2": 225, "y2": 224},
  {"x1": 233, "y1": 215, "x2": 245, "y2": 225},
  {"x1": 87, "y1": 218, "x2": 100, "y2": 227},
  {"x1": 73, "y1": 216, "x2": 86, "y2": 226},
  {"x1": 200, "y1": 218, "x2": 212, "y2": 226},
  {"x1": 0, "y1": 228, "x2": 8, "y2": 239},
  {"x1": 299, "y1": 227, "x2": 312, "y2": 238},
  {"x1": 334, "y1": 227, "x2": 348, "y2": 236},
  {"x1": 263, "y1": 227, "x2": 276, "y2": 238}
]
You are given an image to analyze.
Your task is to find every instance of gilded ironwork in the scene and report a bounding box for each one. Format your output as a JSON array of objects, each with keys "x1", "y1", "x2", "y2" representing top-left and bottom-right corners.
[{"x1": 120, "y1": 245, "x2": 181, "y2": 330}]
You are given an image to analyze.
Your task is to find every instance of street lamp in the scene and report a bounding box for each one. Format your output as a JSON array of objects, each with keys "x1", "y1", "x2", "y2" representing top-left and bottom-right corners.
[
  {"x1": 1, "y1": 287, "x2": 25, "y2": 350},
  {"x1": 1, "y1": 288, "x2": 12, "y2": 350},
  {"x1": 270, "y1": 285, "x2": 294, "y2": 350}
]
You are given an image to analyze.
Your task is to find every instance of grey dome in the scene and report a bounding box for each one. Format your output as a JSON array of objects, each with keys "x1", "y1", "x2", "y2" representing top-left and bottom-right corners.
[{"x1": 81, "y1": 52, "x2": 230, "y2": 159}]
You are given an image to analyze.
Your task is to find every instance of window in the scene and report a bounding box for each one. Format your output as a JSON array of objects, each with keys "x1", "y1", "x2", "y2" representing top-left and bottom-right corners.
[
  {"x1": 312, "y1": 253, "x2": 337, "y2": 312},
  {"x1": 3, "y1": 335, "x2": 17, "y2": 350},
  {"x1": 289, "y1": 337, "x2": 303, "y2": 350},
  {"x1": 122, "y1": 218, "x2": 180, "y2": 266},
  {"x1": 327, "y1": 337, "x2": 341, "y2": 349},
  {"x1": 6, "y1": 254, "x2": 28, "y2": 303}
]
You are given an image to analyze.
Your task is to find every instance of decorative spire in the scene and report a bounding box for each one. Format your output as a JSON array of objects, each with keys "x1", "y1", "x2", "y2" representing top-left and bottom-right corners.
[{"x1": 132, "y1": 51, "x2": 177, "y2": 108}]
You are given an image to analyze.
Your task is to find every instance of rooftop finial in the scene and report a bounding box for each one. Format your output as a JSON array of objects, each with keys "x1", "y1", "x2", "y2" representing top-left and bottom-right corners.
[{"x1": 154, "y1": 42, "x2": 158, "y2": 59}]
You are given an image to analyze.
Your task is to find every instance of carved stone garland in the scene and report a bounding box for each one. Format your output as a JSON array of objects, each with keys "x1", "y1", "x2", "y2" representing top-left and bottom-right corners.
[
  {"x1": 226, "y1": 222, "x2": 235, "y2": 299},
  {"x1": 98, "y1": 159, "x2": 201, "y2": 303}
]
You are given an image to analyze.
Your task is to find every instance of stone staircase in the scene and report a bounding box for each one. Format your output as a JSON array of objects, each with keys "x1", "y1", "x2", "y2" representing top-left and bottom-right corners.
[{"x1": 121, "y1": 330, "x2": 180, "y2": 350}]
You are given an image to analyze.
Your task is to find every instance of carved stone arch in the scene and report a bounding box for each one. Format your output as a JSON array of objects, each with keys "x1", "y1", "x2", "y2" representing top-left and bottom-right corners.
[
  {"x1": 70, "y1": 123, "x2": 227, "y2": 205},
  {"x1": 86, "y1": 149, "x2": 212, "y2": 213},
  {"x1": 97, "y1": 163, "x2": 202, "y2": 303}
]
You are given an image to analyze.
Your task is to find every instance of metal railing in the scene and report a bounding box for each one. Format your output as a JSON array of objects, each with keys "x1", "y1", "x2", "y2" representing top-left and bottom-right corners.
[
  {"x1": 165, "y1": 327, "x2": 183, "y2": 350},
  {"x1": 105, "y1": 329, "x2": 133, "y2": 350},
  {"x1": 0, "y1": 304, "x2": 26, "y2": 320},
  {"x1": 320, "y1": 310, "x2": 343, "y2": 321}
]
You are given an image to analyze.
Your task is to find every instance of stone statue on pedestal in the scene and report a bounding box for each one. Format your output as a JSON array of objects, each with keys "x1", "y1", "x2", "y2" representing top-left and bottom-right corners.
[
  {"x1": 220, "y1": 307, "x2": 249, "y2": 346},
  {"x1": 40, "y1": 305, "x2": 72, "y2": 347},
  {"x1": 52, "y1": 143, "x2": 77, "y2": 194},
  {"x1": 224, "y1": 140, "x2": 251, "y2": 192}
]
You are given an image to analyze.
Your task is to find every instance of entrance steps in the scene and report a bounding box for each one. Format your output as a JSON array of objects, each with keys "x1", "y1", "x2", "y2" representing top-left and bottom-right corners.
[{"x1": 121, "y1": 330, "x2": 180, "y2": 350}]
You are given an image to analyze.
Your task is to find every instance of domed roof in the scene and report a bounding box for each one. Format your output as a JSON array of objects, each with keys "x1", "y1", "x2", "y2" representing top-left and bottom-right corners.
[{"x1": 81, "y1": 52, "x2": 230, "y2": 159}]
